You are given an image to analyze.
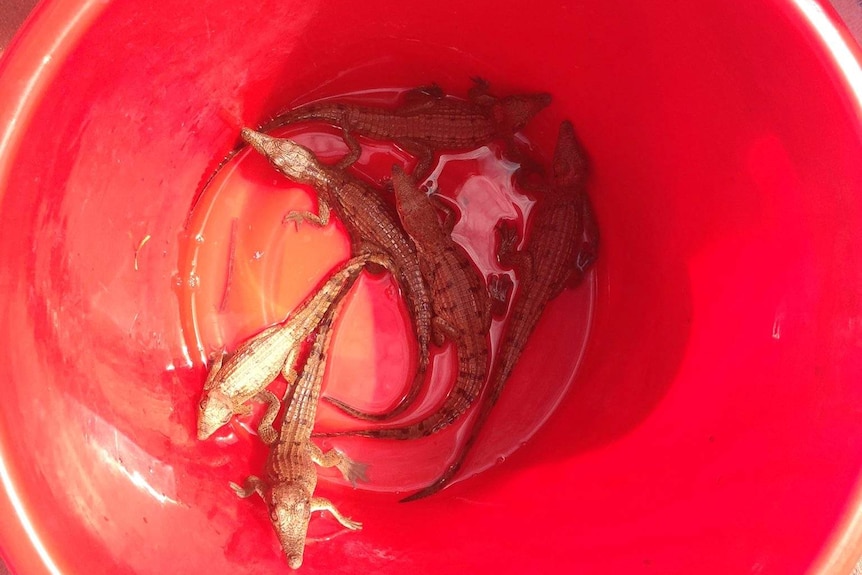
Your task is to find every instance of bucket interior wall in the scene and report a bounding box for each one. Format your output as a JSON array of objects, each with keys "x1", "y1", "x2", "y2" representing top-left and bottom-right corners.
[{"x1": 1, "y1": 0, "x2": 862, "y2": 573}]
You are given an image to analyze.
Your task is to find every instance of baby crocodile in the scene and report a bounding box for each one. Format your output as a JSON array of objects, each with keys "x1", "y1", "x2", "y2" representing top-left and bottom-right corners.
[
  {"x1": 261, "y1": 79, "x2": 551, "y2": 180},
  {"x1": 321, "y1": 165, "x2": 492, "y2": 439},
  {"x1": 402, "y1": 120, "x2": 599, "y2": 500},
  {"x1": 197, "y1": 252, "x2": 387, "y2": 439},
  {"x1": 242, "y1": 128, "x2": 432, "y2": 422},
  {"x1": 231, "y1": 313, "x2": 366, "y2": 570}
]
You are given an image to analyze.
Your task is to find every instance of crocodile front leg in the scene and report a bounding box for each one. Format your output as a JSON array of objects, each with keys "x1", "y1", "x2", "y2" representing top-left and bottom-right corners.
[
  {"x1": 284, "y1": 198, "x2": 332, "y2": 227},
  {"x1": 202, "y1": 350, "x2": 225, "y2": 391},
  {"x1": 230, "y1": 475, "x2": 267, "y2": 499},
  {"x1": 496, "y1": 220, "x2": 533, "y2": 275}
]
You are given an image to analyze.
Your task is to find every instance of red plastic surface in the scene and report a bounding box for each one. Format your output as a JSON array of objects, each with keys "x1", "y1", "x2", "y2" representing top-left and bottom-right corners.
[{"x1": 1, "y1": 0, "x2": 862, "y2": 573}]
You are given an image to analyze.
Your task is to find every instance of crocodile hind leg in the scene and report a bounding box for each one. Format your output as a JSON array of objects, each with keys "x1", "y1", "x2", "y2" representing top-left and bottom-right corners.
[
  {"x1": 307, "y1": 442, "x2": 368, "y2": 487},
  {"x1": 335, "y1": 128, "x2": 362, "y2": 170},
  {"x1": 396, "y1": 138, "x2": 435, "y2": 182}
]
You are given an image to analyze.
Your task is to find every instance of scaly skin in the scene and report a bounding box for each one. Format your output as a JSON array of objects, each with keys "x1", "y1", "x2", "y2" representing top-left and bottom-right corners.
[
  {"x1": 402, "y1": 120, "x2": 599, "y2": 501},
  {"x1": 242, "y1": 128, "x2": 433, "y2": 422},
  {"x1": 261, "y1": 79, "x2": 551, "y2": 179},
  {"x1": 196, "y1": 252, "x2": 387, "y2": 439},
  {"x1": 231, "y1": 314, "x2": 366, "y2": 570},
  {"x1": 320, "y1": 165, "x2": 492, "y2": 439}
]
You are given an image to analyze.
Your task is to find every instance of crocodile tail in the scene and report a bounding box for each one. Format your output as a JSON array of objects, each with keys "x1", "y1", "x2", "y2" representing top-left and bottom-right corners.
[
  {"x1": 396, "y1": 347, "x2": 513, "y2": 500},
  {"x1": 397, "y1": 308, "x2": 534, "y2": 499},
  {"x1": 259, "y1": 103, "x2": 349, "y2": 133},
  {"x1": 318, "y1": 337, "x2": 488, "y2": 440},
  {"x1": 322, "y1": 355, "x2": 429, "y2": 421}
]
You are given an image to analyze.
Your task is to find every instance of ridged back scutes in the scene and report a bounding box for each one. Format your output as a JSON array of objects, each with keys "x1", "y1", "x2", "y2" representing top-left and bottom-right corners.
[{"x1": 356, "y1": 109, "x2": 494, "y2": 148}]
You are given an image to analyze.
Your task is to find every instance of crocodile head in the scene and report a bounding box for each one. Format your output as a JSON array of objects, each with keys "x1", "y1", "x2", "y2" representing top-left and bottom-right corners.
[
  {"x1": 196, "y1": 389, "x2": 233, "y2": 440},
  {"x1": 551, "y1": 120, "x2": 588, "y2": 189},
  {"x1": 390, "y1": 165, "x2": 441, "y2": 244},
  {"x1": 269, "y1": 482, "x2": 313, "y2": 569},
  {"x1": 494, "y1": 92, "x2": 552, "y2": 133},
  {"x1": 241, "y1": 128, "x2": 324, "y2": 185}
]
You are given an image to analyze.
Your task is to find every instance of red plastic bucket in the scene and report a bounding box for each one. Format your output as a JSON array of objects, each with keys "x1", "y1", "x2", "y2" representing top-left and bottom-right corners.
[{"x1": 2, "y1": 0, "x2": 862, "y2": 573}]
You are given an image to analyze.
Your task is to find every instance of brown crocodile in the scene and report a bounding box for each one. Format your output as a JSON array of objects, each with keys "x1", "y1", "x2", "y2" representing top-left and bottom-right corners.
[
  {"x1": 241, "y1": 128, "x2": 432, "y2": 422},
  {"x1": 196, "y1": 252, "x2": 389, "y2": 440},
  {"x1": 231, "y1": 313, "x2": 366, "y2": 570},
  {"x1": 261, "y1": 79, "x2": 551, "y2": 180},
  {"x1": 319, "y1": 164, "x2": 492, "y2": 439},
  {"x1": 401, "y1": 120, "x2": 599, "y2": 501}
]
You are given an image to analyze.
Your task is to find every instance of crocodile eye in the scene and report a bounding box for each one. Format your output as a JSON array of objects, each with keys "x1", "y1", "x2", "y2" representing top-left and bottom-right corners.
[
  {"x1": 198, "y1": 398, "x2": 207, "y2": 410},
  {"x1": 270, "y1": 510, "x2": 279, "y2": 522}
]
